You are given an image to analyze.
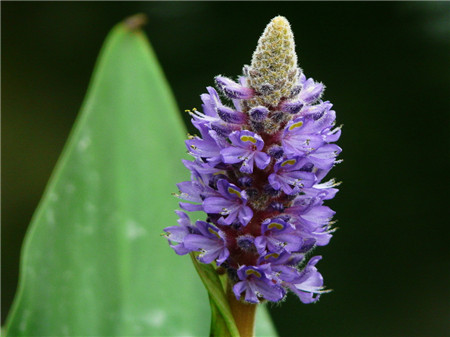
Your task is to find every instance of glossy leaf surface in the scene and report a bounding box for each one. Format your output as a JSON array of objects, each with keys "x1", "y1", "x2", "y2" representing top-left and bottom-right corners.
[
  {"x1": 5, "y1": 18, "x2": 208, "y2": 336},
  {"x1": 5, "y1": 16, "x2": 278, "y2": 337}
]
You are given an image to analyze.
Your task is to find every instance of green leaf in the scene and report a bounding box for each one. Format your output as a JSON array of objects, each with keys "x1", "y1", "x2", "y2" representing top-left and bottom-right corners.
[
  {"x1": 5, "y1": 16, "x2": 210, "y2": 336},
  {"x1": 5, "y1": 15, "x2": 279, "y2": 337}
]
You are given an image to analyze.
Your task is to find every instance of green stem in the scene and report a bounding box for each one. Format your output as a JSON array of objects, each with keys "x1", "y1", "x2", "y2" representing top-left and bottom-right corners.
[{"x1": 226, "y1": 279, "x2": 257, "y2": 337}]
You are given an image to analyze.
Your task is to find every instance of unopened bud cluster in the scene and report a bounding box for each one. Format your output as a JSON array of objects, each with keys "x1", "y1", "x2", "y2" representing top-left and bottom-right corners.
[{"x1": 164, "y1": 16, "x2": 341, "y2": 304}]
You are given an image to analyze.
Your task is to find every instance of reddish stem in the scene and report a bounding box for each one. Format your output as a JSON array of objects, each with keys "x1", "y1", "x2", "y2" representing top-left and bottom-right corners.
[{"x1": 227, "y1": 279, "x2": 257, "y2": 337}]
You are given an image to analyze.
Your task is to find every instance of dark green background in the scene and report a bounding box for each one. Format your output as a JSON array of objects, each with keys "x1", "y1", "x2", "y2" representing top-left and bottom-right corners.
[{"x1": 3, "y1": 2, "x2": 450, "y2": 336}]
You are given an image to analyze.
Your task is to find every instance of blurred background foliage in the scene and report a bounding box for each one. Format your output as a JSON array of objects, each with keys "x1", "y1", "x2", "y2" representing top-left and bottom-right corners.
[{"x1": 2, "y1": 2, "x2": 450, "y2": 336}]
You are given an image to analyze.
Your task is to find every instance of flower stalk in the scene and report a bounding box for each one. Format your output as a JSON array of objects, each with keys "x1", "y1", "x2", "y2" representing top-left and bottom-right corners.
[{"x1": 226, "y1": 278, "x2": 257, "y2": 337}]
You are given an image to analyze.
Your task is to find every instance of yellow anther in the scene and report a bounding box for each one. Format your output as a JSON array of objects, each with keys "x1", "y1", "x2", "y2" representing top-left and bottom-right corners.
[
  {"x1": 245, "y1": 269, "x2": 262, "y2": 278},
  {"x1": 281, "y1": 159, "x2": 296, "y2": 167},
  {"x1": 288, "y1": 121, "x2": 304, "y2": 131},
  {"x1": 208, "y1": 227, "x2": 221, "y2": 239},
  {"x1": 240, "y1": 135, "x2": 257, "y2": 144},
  {"x1": 268, "y1": 222, "x2": 284, "y2": 230},
  {"x1": 264, "y1": 253, "x2": 280, "y2": 260},
  {"x1": 227, "y1": 187, "x2": 242, "y2": 198}
]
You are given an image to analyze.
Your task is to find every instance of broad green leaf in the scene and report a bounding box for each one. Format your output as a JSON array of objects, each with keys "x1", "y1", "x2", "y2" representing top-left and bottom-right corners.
[
  {"x1": 5, "y1": 17, "x2": 210, "y2": 336},
  {"x1": 5, "y1": 15, "x2": 279, "y2": 337}
]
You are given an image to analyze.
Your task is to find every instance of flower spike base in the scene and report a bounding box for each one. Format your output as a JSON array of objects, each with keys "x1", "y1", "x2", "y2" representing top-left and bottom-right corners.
[{"x1": 227, "y1": 279, "x2": 257, "y2": 337}]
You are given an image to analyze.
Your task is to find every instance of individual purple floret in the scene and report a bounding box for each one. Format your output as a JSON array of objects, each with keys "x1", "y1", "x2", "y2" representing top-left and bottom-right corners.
[
  {"x1": 286, "y1": 256, "x2": 328, "y2": 303},
  {"x1": 164, "y1": 16, "x2": 341, "y2": 305},
  {"x1": 233, "y1": 265, "x2": 285, "y2": 303},
  {"x1": 221, "y1": 130, "x2": 271, "y2": 173},
  {"x1": 163, "y1": 211, "x2": 198, "y2": 255},
  {"x1": 202, "y1": 179, "x2": 253, "y2": 226},
  {"x1": 268, "y1": 157, "x2": 316, "y2": 194},
  {"x1": 215, "y1": 76, "x2": 255, "y2": 100},
  {"x1": 184, "y1": 221, "x2": 230, "y2": 265},
  {"x1": 254, "y1": 218, "x2": 303, "y2": 254}
]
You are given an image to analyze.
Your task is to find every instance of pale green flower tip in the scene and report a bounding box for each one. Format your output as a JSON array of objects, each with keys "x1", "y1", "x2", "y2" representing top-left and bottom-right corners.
[{"x1": 247, "y1": 16, "x2": 299, "y2": 109}]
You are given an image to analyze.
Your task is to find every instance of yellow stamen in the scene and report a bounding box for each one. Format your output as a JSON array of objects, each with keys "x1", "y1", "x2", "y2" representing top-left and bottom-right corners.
[
  {"x1": 228, "y1": 187, "x2": 242, "y2": 198},
  {"x1": 281, "y1": 159, "x2": 296, "y2": 167},
  {"x1": 208, "y1": 227, "x2": 221, "y2": 239},
  {"x1": 288, "y1": 121, "x2": 304, "y2": 131},
  {"x1": 245, "y1": 269, "x2": 262, "y2": 278},
  {"x1": 268, "y1": 222, "x2": 284, "y2": 230},
  {"x1": 264, "y1": 253, "x2": 280, "y2": 260},
  {"x1": 240, "y1": 135, "x2": 257, "y2": 144}
]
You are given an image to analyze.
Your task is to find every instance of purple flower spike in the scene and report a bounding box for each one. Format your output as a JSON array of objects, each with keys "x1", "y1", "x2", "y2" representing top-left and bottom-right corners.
[
  {"x1": 203, "y1": 179, "x2": 253, "y2": 226},
  {"x1": 184, "y1": 221, "x2": 230, "y2": 265},
  {"x1": 233, "y1": 265, "x2": 285, "y2": 303},
  {"x1": 221, "y1": 130, "x2": 271, "y2": 173},
  {"x1": 165, "y1": 16, "x2": 341, "y2": 305},
  {"x1": 215, "y1": 75, "x2": 254, "y2": 99}
]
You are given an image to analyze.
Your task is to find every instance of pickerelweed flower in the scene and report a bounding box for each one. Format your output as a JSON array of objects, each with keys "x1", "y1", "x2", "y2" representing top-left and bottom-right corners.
[{"x1": 164, "y1": 16, "x2": 341, "y2": 306}]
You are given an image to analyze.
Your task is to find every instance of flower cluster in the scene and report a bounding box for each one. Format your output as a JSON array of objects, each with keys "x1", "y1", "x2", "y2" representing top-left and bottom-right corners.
[{"x1": 164, "y1": 16, "x2": 341, "y2": 304}]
